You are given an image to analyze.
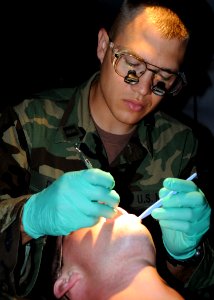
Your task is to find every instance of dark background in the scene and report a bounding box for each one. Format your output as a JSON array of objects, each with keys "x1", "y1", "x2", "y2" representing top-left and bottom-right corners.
[{"x1": 1, "y1": 0, "x2": 214, "y2": 137}]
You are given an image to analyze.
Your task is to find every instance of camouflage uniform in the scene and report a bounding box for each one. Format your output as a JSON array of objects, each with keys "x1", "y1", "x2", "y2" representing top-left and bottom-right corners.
[{"x1": 0, "y1": 72, "x2": 213, "y2": 299}]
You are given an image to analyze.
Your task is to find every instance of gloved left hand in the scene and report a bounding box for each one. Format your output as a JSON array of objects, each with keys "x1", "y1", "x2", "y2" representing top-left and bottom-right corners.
[{"x1": 151, "y1": 177, "x2": 211, "y2": 260}]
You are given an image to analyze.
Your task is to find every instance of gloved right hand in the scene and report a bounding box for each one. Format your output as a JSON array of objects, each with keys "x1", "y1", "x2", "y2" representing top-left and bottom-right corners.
[{"x1": 22, "y1": 169, "x2": 120, "y2": 238}]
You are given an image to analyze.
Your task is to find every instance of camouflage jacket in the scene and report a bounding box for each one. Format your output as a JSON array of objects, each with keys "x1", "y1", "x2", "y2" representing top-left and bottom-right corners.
[{"x1": 0, "y1": 72, "x2": 213, "y2": 299}]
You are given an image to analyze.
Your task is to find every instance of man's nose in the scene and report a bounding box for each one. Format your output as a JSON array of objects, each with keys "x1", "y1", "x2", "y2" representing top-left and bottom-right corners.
[{"x1": 130, "y1": 71, "x2": 153, "y2": 96}]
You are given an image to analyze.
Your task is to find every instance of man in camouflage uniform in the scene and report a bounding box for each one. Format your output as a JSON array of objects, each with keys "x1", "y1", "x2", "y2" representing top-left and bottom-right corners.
[{"x1": 0, "y1": 1, "x2": 213, "y2": 299}]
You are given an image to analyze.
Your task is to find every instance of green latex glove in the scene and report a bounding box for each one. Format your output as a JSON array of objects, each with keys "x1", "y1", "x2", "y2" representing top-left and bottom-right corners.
[
  {"x1": 23, "y1": 169, "x2": 120, "y2": 238},
  {"x1": 151, "y1": 177, "x2": 211, "y2": 260}
]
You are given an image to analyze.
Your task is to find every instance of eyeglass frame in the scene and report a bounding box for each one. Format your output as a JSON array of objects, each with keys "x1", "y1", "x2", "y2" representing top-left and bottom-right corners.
[{"x1": 109, "y1": 40, "x2": 187, "y2": 96}]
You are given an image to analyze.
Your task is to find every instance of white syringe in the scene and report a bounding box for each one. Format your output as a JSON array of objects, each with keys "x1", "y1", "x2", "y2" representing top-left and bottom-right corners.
[{"x1": 138, "y1": 172, "x2": 198, "y2": 220}]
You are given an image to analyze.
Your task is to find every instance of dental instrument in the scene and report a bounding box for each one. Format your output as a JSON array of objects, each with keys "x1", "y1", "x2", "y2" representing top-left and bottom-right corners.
[{"x1": 138, "y1": 172, "x2": 198, "y2": 220}]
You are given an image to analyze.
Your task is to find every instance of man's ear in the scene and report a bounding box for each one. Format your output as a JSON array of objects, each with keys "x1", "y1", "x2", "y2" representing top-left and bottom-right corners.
[
  {"x1": 97, "y1": 28, "x2": 109, "y2": 63},
  {"x1": 53, "y1": 272, "x2": 82, "y2": 299}
]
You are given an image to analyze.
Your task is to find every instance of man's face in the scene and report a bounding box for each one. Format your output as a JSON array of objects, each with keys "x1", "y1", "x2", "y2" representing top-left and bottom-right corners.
[
  {"x1": 54, "y1": 210, "x2": 156, "y2": 299},
  {"x1": 96, "y1": 11, "x2": 187, "y2": 128}
]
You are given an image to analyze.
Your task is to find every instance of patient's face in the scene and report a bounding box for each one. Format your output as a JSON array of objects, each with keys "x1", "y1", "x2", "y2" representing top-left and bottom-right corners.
[{"x1": 54, "y1": 209, "x2": 156, "y2": 299}]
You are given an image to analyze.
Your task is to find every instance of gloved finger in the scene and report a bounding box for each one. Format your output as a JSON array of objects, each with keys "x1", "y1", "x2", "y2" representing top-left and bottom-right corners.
[
  {"x1": 162, "y1": 191, "x2": 206, "y2": 208},
  {"x1": 159, "y1": 217, "x2": 210, "y2": 235},
  {"x1": 91, "y1": 189, "x2": 120, "y2": 208},
  {"x1": 159, "y1": 219, "x2": 193, "y2": 233},
  {"x1": 152, "y1": 205, "x2": 210, "y2": 221},
  {"x1": 74, "y1": 199, "x2": 118, "y2": 219},
  {"x1": 78, "y1": 189, "x2": 120, "y2": 210},
  {"x1": 77, "y1": 185, "x2": 120, "y2": 207},
  {"x1": 152, "y1": 207, "x2": 210, "y2": 234},
  {"x1": 82, "y1": 168, "x2": 115, "y2": 189},
  {"x1": 159, "y1": 187, "x2": 171, "y2": 198},
  {"x1": 152, "y1": 207, "x2": 193, "y2": 221},
  {"x1": 91, "y1": 202, "x2": 119, "y2": 219},
  {"x1": 163, "y1": 177, "x2": 198, "y2": 193}
]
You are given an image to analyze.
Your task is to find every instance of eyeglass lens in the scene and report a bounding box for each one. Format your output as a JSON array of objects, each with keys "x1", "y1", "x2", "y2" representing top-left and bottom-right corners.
[{"x1": 114, "y1": 53, "x2": 183, "y2": 95}]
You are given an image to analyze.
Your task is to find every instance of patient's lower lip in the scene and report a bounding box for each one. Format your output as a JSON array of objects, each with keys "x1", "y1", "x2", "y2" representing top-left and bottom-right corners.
[{"x1": 125, "y1": 100, "x2": 144, "y2": 112}]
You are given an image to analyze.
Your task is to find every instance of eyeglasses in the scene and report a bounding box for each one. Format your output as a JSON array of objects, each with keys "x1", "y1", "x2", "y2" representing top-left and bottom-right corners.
[{"x1": 109, "y1": 41, "x2": 187, "y2": 96}]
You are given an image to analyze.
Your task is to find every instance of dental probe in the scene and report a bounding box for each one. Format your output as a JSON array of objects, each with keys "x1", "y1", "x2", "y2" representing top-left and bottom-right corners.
[
  {"x1": 138, "y1": 172, "x2": 198, "y2": 220},
  {"x1": 75, "y1": 146, "x2": 93, "y2": 169},
  {"x1": 75, "y1": 146, "x2": 112, "y2": 211},
  {"x1": 75, "y1": 146, "x2": 100, "y2": 203}
]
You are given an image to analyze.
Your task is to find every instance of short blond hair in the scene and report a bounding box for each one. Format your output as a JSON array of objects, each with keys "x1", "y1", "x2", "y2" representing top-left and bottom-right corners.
[
  {"x1": 109, "y1": 1, "x2": 189, "y2": 42},
  {"x1": 145, "y1": 6, "x2": 189, "y2": 40}
]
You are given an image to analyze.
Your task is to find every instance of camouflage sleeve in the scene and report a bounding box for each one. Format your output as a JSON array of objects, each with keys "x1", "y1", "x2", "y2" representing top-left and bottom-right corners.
[
  {"x1": 0, "y1": 106, "x2": 31, "y2": 227},
  {"x1": 0, "y1": 106, "x2": 34, "y2": 296},
  {"x1": 0, "y1": 201, "x2": 25, "y2": 296}
]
